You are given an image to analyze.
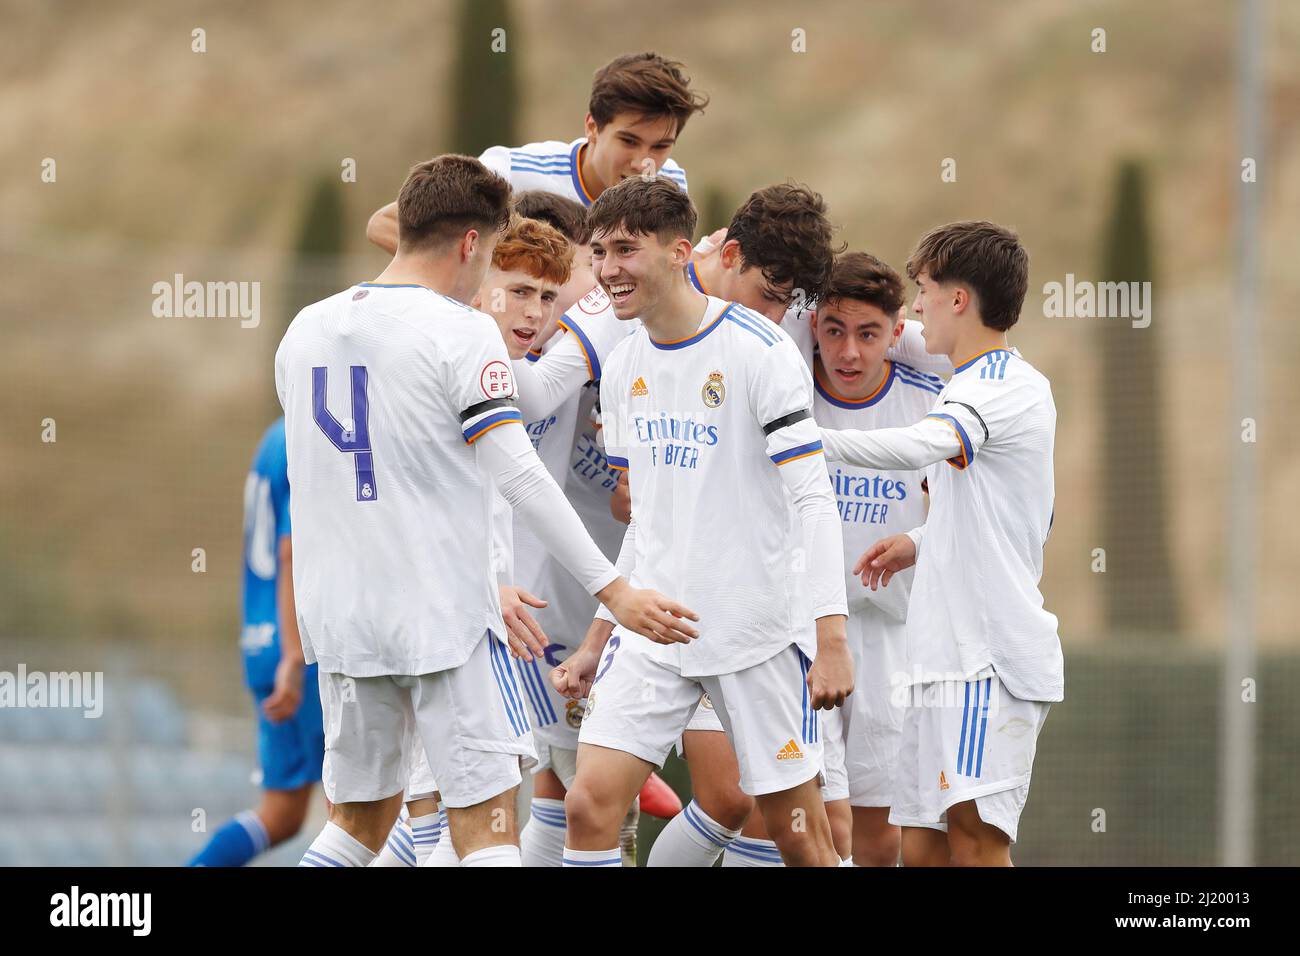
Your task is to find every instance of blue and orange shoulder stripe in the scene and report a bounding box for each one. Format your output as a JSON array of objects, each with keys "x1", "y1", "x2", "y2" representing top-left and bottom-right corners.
[
  {"x1": 461, "y1": 399, "x2": 523, "y2": 444},
  {"x1": 770, "y1": 439, "x2": 824, "y2": 466},
  {"x1": 924, "y1": 412, "x2": 974, "y2": 469}
]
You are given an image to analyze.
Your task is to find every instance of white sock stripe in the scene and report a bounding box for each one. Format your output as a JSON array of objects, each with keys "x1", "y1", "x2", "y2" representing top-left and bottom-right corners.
[
  {"x1": 385, "y1": 834, "x2": 417, "y2": 867},
  {"x1": 234, "y1": 810, "x2": 270, "y2": 854},
  {"x1": 682, "y1": 801, "x2": 739, "y2": 845}
]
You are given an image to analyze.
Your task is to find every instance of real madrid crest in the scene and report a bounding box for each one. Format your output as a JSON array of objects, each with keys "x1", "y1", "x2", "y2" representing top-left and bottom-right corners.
[{"x1": 702, "y1": 370, "x2": 725, "y2": 408}]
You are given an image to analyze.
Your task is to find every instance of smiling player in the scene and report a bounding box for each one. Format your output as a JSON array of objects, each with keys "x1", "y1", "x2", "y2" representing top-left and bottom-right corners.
[{"x1": 551, "y1": 177, "x2": 852, "y2": 868}]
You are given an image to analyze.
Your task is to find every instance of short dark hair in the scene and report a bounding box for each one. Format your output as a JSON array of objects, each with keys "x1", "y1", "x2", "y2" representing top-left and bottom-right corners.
[
  {"x1": 588, "y1": 176, "x2": 697, "y2": 245},
  {"x1": 905, "y1": 220, "x2": 1028, "y2": 331},
  {"x1": 397, "y1": 154, "x2": 512, "y2": 251},
  {"x1": 589, "y1": 52, "x2": 709, "y2": 134},
  {"x1": 513, "y1": 191, "x2": 590, "y2": 245},
  {"x1": 725, "y1": 183, "x2": 838, "y2": 305},
  {"x1": 825, "y1": 251, "x2": 905, "y2": 316}
]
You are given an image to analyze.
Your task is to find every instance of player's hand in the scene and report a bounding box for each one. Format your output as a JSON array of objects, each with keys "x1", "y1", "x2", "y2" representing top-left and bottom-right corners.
[
  {"x1": 610, "y1": 472, "x2": 632, "y2": 524},
  {"x1": 853, "y1": 534, "x2": 917, "y2": 590},
  {"x1": 807, "y1": 618, "x2": 853, "y2": 710},
  {"x1": 692, "y1": 228, "x2": 727, "y2": 261},
  {"x1": 598, "y1": 580, "x2": 699, "y2": 645},
  {"x1": 262, "y1": 657, "x2": 305, "y2": 723},
  {"x1": 550, "y1": 644, "x2": 601, "y2": 700},
  {"x1": 499, "y1": 585, "x2": 549, "y2": 662}
]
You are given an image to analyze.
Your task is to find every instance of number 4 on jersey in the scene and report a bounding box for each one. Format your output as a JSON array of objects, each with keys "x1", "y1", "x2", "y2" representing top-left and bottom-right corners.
[{"x1": 312, "y1": 365, "x2": 377, "y2": 501}]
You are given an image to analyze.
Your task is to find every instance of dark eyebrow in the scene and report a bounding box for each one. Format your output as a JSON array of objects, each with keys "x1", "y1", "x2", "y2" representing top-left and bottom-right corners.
[{"x1": 820, "y1": 314, "x2": 846, "y2": 329}]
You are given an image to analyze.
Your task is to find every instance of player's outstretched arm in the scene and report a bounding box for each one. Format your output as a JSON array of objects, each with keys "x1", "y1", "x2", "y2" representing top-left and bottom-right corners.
[
  {"x1": 820, "y1": 415, "x2": 968, "y2": 471},
  {"x1": 474, "y1": 420, "x2": 699, "y2": 644},
  {"x1": 365, "y1": 201, "x2": 399, "y2": 256},
  {"x1": 764, "y1": 404, "x2": 854, "y2": 709}
]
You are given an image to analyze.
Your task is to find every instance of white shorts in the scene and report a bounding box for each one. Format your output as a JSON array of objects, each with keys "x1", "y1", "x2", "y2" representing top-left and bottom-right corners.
[
  {"x1": 319, "y1": 632, "x2": 536, "y2": 808},
  {"x1": 403, "y1": 727, "x2": 438, "y2": 802},
  {"x1": 533, "y1": 742, "x2": 579, "y2": 790},
  {"x1": 888, "y1": 672, "x2": 1050, "y2": 843},
  {"x1": 820, "y1": 705, "x2": 849, "y2": 802},
  {"x1": 842, "y1": 606, "x2": 907, "y2": 807},
  {"x1": 513, "y1": 652, "x2": 587, "y2": 751},
  {"x1": 579, "y1": 631, "x2": 823, "y2": 797}
]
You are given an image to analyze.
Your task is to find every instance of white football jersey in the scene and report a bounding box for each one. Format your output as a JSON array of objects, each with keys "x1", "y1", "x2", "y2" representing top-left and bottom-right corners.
[
  {"x1": 480, "y1": 138, "x2": 688, "y2": 207},
  {"x1": 813, "y1": 360, "x2": 942, "y2": 620},
  {"x1": 601, "y1": 295, "x2": 842, "y2": 677},
  {"x1": 510, "y1": 338, "x2": 583, "y2": 591},
  {"x1": 275, "y1": 282, "x2": 520, "y2": 677},
  {"x1": 907, "y1": 347, "x2": 1062, "y2": 702}
]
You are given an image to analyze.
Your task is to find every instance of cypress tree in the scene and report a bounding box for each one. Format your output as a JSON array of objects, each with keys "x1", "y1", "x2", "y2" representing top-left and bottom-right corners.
[
  {"x1": 449, "y1": 0, "x2": 518, "y2": 156},
  {"x1": 1098, "y1": 159, "x2": 1179, "y2": 635}
]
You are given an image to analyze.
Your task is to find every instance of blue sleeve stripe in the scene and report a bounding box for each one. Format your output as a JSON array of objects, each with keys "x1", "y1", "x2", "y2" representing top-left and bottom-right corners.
[
  {"x1": 726, "y1": 308, "x2": 778, "y2": 346},
  {"x1": 925, "y1": 413, "x2": 974, "y2": 468},
  {"x1": 511, "y1": 157, "x2": 571, "y2": 172},
  {"x1": 894, "y1": 367, "x2": 944, "y2": 393},
  {"x1": 557, "y1": 315, "x2": 601, "y2": 381},
  {"x1": 607, "y1": 454, "x2": 629, "y2": 471},
  {"x1": 770, "y1": 440, "x2": 824, "y2": 465},
  {"x1": 463, "y1": 409, "x2": 523, "y2": 443}
]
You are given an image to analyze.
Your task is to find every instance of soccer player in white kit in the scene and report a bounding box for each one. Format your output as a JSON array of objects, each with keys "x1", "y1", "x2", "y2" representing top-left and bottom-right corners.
[
  {"x1": 371, "y1": 213, "x2": 576, "y2": 867},
  {"x1": 365, "y1": 51, "x2": 706, "y2": 250},
  {"x1": 550, "y1": 177, "x2": 854, "y2": 868},
  {"x1": 819, "y1": 221, "x2": 1062, "y2": 866},
  {"x1": 807, "y1": 252, "x2": 944, "y2": 865},
  {"x1": 278, "y1": 155, "x2": 697, "y2": 868}
]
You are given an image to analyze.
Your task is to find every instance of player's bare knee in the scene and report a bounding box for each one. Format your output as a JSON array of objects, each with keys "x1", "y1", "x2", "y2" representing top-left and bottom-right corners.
[
  {"x1": 855, "y1": 830, "x2": 901, "y2": 867},
  {"x1": 563, "y1": 781, "x2": 619, "y2": 838},
  {"x1": 696, "y1": 787, "x2": 754, "y2": 831}
]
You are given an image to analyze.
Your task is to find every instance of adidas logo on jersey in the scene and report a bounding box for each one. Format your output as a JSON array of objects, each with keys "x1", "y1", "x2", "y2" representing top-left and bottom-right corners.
[
  {"x1": 775, "y1": 739, "x2": 804, "y2": 761},
  {"x1": 630, "y1": 376, "x2": 648, "y2": 397}
]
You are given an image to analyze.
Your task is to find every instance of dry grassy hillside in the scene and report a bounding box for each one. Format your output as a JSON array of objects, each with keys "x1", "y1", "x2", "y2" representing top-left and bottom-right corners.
[{"x1": 1, "y1": 0, "x2": 1296, "y2": 652}]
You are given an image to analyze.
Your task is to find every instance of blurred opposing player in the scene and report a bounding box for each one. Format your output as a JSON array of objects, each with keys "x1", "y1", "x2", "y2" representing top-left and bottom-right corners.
[
  {"x1": 819, "y1": 221, "x2": 1061, "y2": 866},
  {"x1": 552, "y1": 178, "x2": 852, "y2": 868},
  {"x1": 187, "y1": 418, "x2": 324, "y2": 866},
  {"x1": 366, "y1": 51, "x2": 707, "y2": 251},
  {"x1": 277, "y1": 156, "x2": 697, "y2": 868}
]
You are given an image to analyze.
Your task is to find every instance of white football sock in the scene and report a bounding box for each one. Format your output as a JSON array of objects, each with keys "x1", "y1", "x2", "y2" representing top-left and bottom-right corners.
[
  {"x1": 408, "y1": 811, "x2": 442, "y2": 867},
  {"x1": 423, "y1": 828, "x2": 461, "y2": 867},
  {"x1": 299, "y1": 821, "x2": 377, "y2": 868},
  {"x1": 370, "y1": 817, "x2": 416, "y2": 867},
  {"x1": 646, "y1": 800, "x2": 739, "y2": 867},
  {"x1": 521, "y1": 798, "x2": 567, "y2": 867},
  {"x1": 562, "y1": 846, "x2": 622, "y2": 867},
  {"x1": 461, "y1": 844, "x2": 522, "y2": 867},
  {"x1": 721, "y1": 836, "x2": 785, "y2": 867}
]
